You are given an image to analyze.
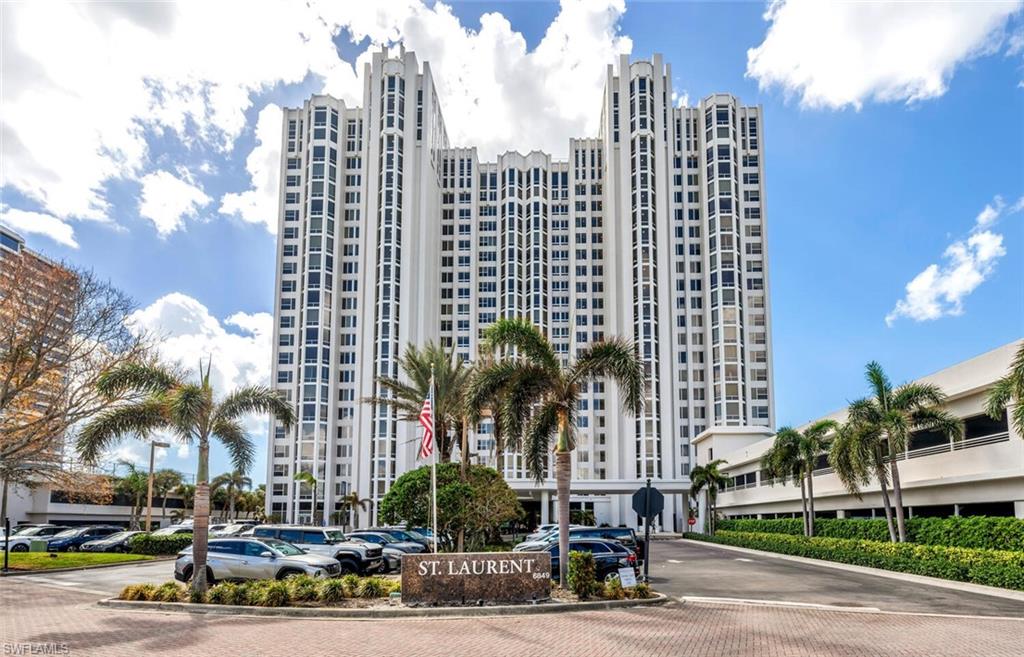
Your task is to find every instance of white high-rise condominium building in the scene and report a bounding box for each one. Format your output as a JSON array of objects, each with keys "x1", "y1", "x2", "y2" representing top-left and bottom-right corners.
[{"x1": 267, "y1": 47, "x2": 775, "y2": 531}]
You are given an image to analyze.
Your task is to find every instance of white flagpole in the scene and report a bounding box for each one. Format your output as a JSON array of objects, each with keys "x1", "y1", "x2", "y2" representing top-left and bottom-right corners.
[{"x1": 430, "y1": 374, "x2": 438, "y2": 554}]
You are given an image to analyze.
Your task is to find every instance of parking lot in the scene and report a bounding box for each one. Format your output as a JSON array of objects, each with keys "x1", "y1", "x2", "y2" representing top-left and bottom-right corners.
[{"x1": 2, "y1": 538, "x2": 1022, "y2": 656}]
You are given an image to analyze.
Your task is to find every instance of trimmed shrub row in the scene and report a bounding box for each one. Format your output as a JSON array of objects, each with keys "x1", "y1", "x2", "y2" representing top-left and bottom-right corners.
[
  {"x1": 685, "y1": 530, "x2": 1024, "y2": 591},
  {"x1": 119, "y1": 575, "x2": 401, "y2": 607},
  {"x1": 716, "y1": 516, "x2": 1024, "y2": 552},
  {"x1": 128, "y1": 533, "x2": 193, "y2": 556}
]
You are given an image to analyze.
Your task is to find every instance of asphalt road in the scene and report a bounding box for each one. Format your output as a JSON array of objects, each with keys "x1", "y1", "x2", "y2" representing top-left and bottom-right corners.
[{"x1": 646, "y1": 539, "x2": 1024, "y2": 617}]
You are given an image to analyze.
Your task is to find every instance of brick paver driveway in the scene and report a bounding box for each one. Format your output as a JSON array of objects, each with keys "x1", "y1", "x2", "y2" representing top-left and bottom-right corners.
[{"x1": 2, "y1": 579, "x2": 1022, "y2": 657}]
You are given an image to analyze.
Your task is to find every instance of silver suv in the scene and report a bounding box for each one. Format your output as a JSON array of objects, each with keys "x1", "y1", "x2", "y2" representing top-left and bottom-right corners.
[
  {"x1": 251, "y1": 525, "x2": 384, "y2": 575},
  {"x1": 174, "y1": 537, "x2": 341, "y2": 583}
]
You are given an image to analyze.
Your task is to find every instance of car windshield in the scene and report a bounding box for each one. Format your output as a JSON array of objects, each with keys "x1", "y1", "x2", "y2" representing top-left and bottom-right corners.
[
  {"x1": 151, "y1": 527, "x2": 184, "y2": 536},
  {"x1": 52, "y1": 529, "x2": 80, "y2": 538},
  {"x1": 404, "y1": 529, "x2": 427, "y2": 540},
  {"x1": 260, "y1": 538, "x2": 305, "y2": 556},
  {"x1": 13, "y1": 527, "x2": 46, "y2": 536},
  {"x1": 385, "y1": 530, "x2": 411, "y2": 540},
  {"x1": 103, "y1": 532, "x2": 133, "y2": 541},
  {"x1": 324, "y1": 530, "x2": 347, "y2": 543}
]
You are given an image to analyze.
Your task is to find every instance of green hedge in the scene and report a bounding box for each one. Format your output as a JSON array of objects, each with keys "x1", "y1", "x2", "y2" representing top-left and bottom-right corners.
[
  {"x1": 129, "y1": 533, "x2": 193, "y2": 555},
  {"x1": 685, "y1": 531, "x2": 1024, "y2": 591},
  {"x1": 717, "y1": 516, "x2": 1024, "y2": 552}
]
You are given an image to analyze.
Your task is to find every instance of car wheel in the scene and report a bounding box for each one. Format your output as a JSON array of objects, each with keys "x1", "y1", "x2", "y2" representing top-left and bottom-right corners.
[
  {"x1": 604, "y1": 572, "x2": 621, "y2": 583},
  {"x1": 11, "y1": 544, "x2": 28, "y2": 552},
  {"x1": 336, "y1": 560, "x2": 357, "y2": 575},
  {"x1": 276, "y1": 569, "x2": 305, "y2": 580},
  {"x1": 66, "y1": 545, "x2": 77, "y2": 552}
]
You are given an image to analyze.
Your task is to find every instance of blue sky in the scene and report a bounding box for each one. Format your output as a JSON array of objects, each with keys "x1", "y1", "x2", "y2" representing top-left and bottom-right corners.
[{"x1": 2, "y1": 1, "x2": 1022, "y2": 483}]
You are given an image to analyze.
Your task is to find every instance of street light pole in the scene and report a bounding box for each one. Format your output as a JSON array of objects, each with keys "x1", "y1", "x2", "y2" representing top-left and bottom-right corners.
[{"x1": 145, "y1": 441, "x2": 170, "y2": 531}]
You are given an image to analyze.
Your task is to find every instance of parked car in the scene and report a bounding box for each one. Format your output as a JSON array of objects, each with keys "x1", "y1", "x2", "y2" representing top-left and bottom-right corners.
[
  {"x1": 80, "y1": 530, "x2": 147, "y2": 553},
  {"x1": 251, "y1": 525, "x2": 384, "y2": 575},
  {"x1": 347, "y1": 530, "x2": 426, "y2": 554},
  {"x1": 371, "y1": 527, "x2": 431, "y2": 549},
  {"x1": 514, "y1": 526, "x2": 645, "y2": 563},
  {"x1": 523, "y1": 524, "x2": 583, "y2": 542},
  {"x1": 174, "y1": 537, "x2": 342, "y2": 583},
  {"x1": 544, "y1": 538, "x2": 638, "y2": 582},
  {"x1": 47, "y1": 526, "x2": 122, "y2": 552},
  {"x1": 211, "y1": 523, "x2": 252, "y2": 537},
  {"x1": 0, "y1": 525, "x2": 70, "y2": 552},
  {"x1": 151, "y1": 525, "x2": 194, "y2": 536}
]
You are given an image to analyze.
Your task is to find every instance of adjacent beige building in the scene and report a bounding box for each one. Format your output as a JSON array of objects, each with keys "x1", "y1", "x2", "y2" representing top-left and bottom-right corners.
[{"x1": 693, "y1": 340, "x2": 1024, "y2": 527}]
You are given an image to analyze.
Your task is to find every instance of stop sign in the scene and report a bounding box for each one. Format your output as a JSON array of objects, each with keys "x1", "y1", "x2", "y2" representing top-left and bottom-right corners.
[{"x1": 687, "y1": 517, "x2": 697, "y2": 526}]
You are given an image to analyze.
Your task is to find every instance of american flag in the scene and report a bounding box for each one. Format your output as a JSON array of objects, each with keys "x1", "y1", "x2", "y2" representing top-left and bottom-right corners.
[{"x1": 418, "y1": 398, "x2": 434, "y2": 460}]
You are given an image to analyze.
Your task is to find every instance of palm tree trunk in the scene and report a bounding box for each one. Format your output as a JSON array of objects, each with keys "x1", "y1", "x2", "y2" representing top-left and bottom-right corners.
[
  {"x1": 460, "y1": 417, "x2": 469, "y2": 481},
  {"x1": 555, "y1": 408, "x2": 572, "y2": 586},
  {"x1": 228, "y1": 485, "x2": 236, "y2": 520},
  {"x1": 806, "y1": 467, "x2": 816, "y2": 537},
  {"x1": 800, "y1": 477, "x2": 808, "y2": 537},
  {"x1": 874, "y1": 462, "x2": 898, "y2": 543},
  {"x1": 889, "y1": 459, "x2": 907, "y2": 542},
  {"x1": 192, "y1": 440, "x2": 211, "y2": 593}
]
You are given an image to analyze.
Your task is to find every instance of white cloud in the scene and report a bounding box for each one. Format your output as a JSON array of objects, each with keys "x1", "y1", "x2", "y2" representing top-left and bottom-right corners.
[
  {"x1": 5, "y1": 1, "x2": 632, "y2": 233},
  {"x1": 124, "y1": 293, "x2": 275, "y2": 473},
  {"x1": 0, "y1": 207, "x2": 79, "y2": 248},
  {"x1": 127, "y1": 292, "x2": 273, "y2": 394},
  {"x1": 219, "y1": 104, "x2": 283, "y2": 233},
  {"x1": 138, "y1": 170, "x2": 211, "y2": 237},
  {"x1": 974, "y1": 196, "x2": 1005, "y2": 228},
  {"x1": 886, "y1": 195, "x2": 1021, "y2": 325},
  {"x1": 1, "y1": 1, "x2": 357, "y2": 223},
  {"x1": 747, "y1": 0, "x2": 1023, "y2": 109}
]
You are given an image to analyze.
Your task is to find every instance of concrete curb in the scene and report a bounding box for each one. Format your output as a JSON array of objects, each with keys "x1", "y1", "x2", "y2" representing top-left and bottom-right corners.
[
  {"x1": 681, "y1": 539, "x2": 1024, "y2": 603},
  {"x1": 0, "y1": 556, "x2": 174, "y2": 577},
  {"x1": 96, "y1": 592, "x2": 669, "y2": 619}
]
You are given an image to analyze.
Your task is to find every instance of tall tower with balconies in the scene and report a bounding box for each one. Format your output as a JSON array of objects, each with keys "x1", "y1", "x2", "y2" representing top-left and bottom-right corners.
[{"x1": 268, "y1": 49, "x2": 773, "y2": 531}]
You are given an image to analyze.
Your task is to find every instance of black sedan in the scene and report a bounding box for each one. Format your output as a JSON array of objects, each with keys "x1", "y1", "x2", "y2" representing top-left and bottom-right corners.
[
  {"x1": 544, "y1": 538, "x2": 638, "y2": 581},
  {"x1": 81, "y1": 530, "x2": 147, "y2": 553}
]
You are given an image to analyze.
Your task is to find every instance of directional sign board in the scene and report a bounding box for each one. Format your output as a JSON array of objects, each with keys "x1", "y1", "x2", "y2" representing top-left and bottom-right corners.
[{"x1": 631, "y1": 485, "x2": 664, "y2": 520}]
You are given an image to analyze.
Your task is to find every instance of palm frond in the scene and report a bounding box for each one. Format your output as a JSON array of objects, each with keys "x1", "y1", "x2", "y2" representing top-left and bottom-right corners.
[
  {"x1": 909, "y1": 406, "x2": 963, "y2": 441},
  {"x1": 569, "y1": 338, "x2": 645, "y2": 415},
  {"x1": 891, "y1": 382, "x2": 946, "y2": 412},
  {"x1": 482, "y1": 318, "x2": 559, "y2": 373},
  {"x1": 168, "y1": 384, "x2": 206, "y2": 439},
  {"x1": 984, "y1": 376, "x2": 1014, "y2": 421},
  {"x1": 215, "y1": 385, "x2": 296, "y2": 429},
  {"x1": 211, "y1": 417, "x2": 256, "y2": 473},
  {"x1": 522, "y1": 400, "x2": 561, "y2": 482},
  {"x1": 76, "y1": 399, "x2": 172, "y2": 465},
  {"x1": 864, "y1": 361, "x2": 891, "y2": 408},
  {"x1": 96, "y1": 361, "x2": 181, "y2": 399}
]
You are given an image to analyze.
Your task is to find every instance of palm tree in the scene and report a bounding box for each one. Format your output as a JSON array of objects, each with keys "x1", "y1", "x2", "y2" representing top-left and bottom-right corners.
[
  {"x1": 152, "y1": 469, "x2": 183, "y2": 526},
  {"x1": 986, "y1": 342, "x2": 1024, "y2": 438},
  {"x1": 834, "y1": 361, "x2": 962, "y2": 542},
  {"x1": 465, "y1": 318, "x2": 644, "y2": 584},
  {"x1": 690, "y1": 459, "x2": 728, "y2": 535},
  {"x1": 762, "y1": 421, "x2": 837, "y2": 537},
  {"x1": 294, "y1": 471, "x2": 319, "y2": 525},
  {"x1": 114, "y1": 461, "x2": 149, "y2": 530},
  {"x1": 212, "y1": 468, "x2": 252, "y2": 519},
  {"x1": 335, "y1": 491, "x2": 371, "y2": 529},
  {"x1": 464, "y1": 350, "x2": 514, "y2": 477},
  {"x1": 76, "y1": 359, "x2": 295, "y2": 593},
  {"x1": 363, "y1": 341, "x2": 471, "y2": 462},
  {"x1": 173, "y1": 482, "x2": 196, "y2": 523}
]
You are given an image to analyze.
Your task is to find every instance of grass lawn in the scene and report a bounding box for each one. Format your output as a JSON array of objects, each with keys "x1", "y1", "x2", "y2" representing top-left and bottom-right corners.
[{"x1": 3, "y1": 552, "x2": 154, "y2": 572}]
